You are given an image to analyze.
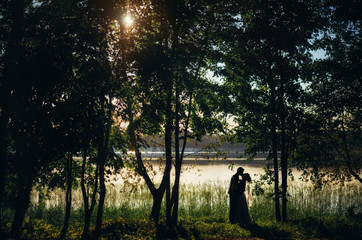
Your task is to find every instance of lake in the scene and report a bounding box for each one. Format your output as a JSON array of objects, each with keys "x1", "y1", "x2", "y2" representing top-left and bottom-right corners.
[{"x1": 113, "y1": 159, "x2": 294, "y2": 184}]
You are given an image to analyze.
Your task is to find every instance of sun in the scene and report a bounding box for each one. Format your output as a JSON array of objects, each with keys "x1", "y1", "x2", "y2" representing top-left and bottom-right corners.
[{"x1": 123, "y1": 14, "x2": 134, "y2": 27}]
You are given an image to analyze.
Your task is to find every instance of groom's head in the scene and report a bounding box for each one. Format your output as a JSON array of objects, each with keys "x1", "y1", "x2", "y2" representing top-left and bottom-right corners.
[{"x1": 237, "y1": 167, "x2": 244, "y2": 175}]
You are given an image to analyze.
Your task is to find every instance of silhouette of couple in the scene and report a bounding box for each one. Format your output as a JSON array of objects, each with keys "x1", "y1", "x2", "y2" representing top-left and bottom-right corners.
[{"x1": 228, "y1": 167, "x2": 251, "y2": 225}]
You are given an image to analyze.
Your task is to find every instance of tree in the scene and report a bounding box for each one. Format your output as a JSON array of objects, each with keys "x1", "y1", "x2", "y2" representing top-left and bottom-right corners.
[
  {"x1": 292, "y1": 0, "x2": 361, "y2": 185},
  {"x1": 0, "y1": 1, "x2": 127, "y2": 238},
  {"x1": 123, "y1": 0, "x2": 229, "y2": 224},
  {"x1": 0, "y1": 1, "x2": 79, "y2": 236},
  {"x1": 222, "y1": 0, "x2": 321, "y2": 222},
  {"x1": 55, "y1": 1, "x2": 127, "y2": 237}
]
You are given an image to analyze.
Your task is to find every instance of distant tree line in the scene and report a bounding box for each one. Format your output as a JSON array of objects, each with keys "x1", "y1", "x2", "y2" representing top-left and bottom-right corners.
[{"x1": 0, "y1": 0, "x2": 360, "y2": 239}]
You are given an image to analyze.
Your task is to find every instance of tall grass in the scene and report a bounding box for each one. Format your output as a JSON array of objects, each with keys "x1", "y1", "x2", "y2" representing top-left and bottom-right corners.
[
  {"x1": 16, "y1": 178, "x2": 361, "y2": 226},
  {"x1": 2, "y1": 174, "x2": 361, "y2": 240},
  {"x1": 250, "y1": 180, "x2": 362, "y2": 221}
]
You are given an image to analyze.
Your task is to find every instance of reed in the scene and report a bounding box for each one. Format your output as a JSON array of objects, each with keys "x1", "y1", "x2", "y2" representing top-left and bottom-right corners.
[
  {"x1": 2, "y1": 178, "x2": 361, "y2": 239},
  {"x1": 19, "y1": 178, "x2": 362, "y2": 224}
]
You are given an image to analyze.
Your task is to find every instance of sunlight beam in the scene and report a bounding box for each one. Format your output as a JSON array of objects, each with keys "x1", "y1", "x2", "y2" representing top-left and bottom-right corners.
[{"x1": 123, "y1": 14, "x2": 134, "y2": 27}]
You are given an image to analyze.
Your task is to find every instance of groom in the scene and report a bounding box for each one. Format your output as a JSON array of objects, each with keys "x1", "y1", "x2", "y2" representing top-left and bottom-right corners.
[{"x1": 228, "y1": 167, "x2": 251, "y2": 225}]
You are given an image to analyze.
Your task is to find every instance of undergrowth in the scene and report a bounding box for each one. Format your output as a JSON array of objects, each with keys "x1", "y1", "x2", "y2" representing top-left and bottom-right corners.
[{"x1": 2, "y1": 216, "x2": 360, "y2": 239}]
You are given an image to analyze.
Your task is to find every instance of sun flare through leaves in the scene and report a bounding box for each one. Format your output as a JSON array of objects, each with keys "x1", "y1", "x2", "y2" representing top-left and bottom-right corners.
[{"x1": 123, "y1": 14, "x2": 134, "y2": 27}]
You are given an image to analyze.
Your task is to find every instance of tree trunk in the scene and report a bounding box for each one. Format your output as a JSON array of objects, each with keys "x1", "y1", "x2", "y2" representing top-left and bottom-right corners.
[
  {"x1": 128, "y1": 111, "x2": 167, "y2": 222},
  {"x1": 81, "y1": 148, "x2": 98, "y2": 239},
  {"x1": 0, "y1": 119, "x2": 9, "y2": 238},
  {"x1": 81, "y1": 177, "x2": 98, "y2": 240},
  {"x1": 80, "y1": 150, "x2": 91, "y2": 239},
  {"x1": 60, "y1": 152, "x2": 73, "y2": 239},
  {"x1": 10, "y1": 171, "x2": 32, "y2": 239},
  {"x1": 280, "y1": 75, "x2": 288, "y2": 222},
  {"x1": 171, "y1": 85, "x2": 182, "y2": 225},
  {"x1": 82, "y1": 210, "x2": 91, "y2": 240},
  {"x1": 150, "y1": 189, "x2": 164, "y2": 221},
  {"x1": 95, "y1": 117, "x2": 110, "y2": 239},
  {"x1": 340, "y1": 116, "x2": 362, "y2": 184},
  {"x1": 166, "y1": 10, "x2": 180, "y2": 225},
  {"x1": 171, "y1": 166, "x2": 181, "y2": 225},
  {"x1": 269, "y1": 75, "x2": 281, "y2": 221},
  {"x1": 165, "y1": 81, "x2": 173, "y2": 224},
  {"x1": 95, "y1": 161, "x2": 106, "y2": 239},
  {"x1": 1, "y1": 1, "x2": 25, "y2": 234}
]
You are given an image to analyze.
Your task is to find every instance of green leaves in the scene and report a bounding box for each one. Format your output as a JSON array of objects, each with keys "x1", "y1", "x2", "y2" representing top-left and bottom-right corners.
[{"x1": 291, "y1": 0, "x2": 362, "y2": 184}]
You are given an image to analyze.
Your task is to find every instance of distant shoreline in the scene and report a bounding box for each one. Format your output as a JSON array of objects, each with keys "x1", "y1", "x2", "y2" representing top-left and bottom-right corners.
[
  {"x1": 137, "y1": 158, "x2": 269, "y2": 166},
  {"x1": 182, "y1": 159, "x2": 268, "y2": 165},
  {"x1": 74, "y1": 157, "x2": 269, "y2": 166}
]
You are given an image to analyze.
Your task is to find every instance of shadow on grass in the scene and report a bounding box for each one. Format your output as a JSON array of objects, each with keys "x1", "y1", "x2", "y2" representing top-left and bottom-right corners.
[
  {"x1": 247, "y1": 223, "x2": 291, "y2": 240},
  {"x1": 155, "y1": 223, "x2": 195, "y2": 240},
  {"x1": 289, "y1": 216, "x2": 362, "y2": 240},
  {"x1": 154, "y1": 221, "x2": 291, "y2": 240},
  {"x1": 98, "y1": 216, "x2": 361, "y2": 240},
  {"x1": 3, "y1": 216, "x2": 359, "y2": 239}
]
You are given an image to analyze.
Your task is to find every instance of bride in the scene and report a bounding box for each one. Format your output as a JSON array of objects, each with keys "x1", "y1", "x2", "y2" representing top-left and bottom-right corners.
[{"x1": 228, "y1": 167, "x2": 251, "y2": 225}]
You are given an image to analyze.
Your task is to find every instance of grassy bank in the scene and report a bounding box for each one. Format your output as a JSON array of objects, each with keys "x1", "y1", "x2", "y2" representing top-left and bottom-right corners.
[
  {"x1": 1, "y1": 180, "x2": 361, "y2": 239},
  {"x1": 2, "y1": 215, "x2": 361, "y2": 239}
]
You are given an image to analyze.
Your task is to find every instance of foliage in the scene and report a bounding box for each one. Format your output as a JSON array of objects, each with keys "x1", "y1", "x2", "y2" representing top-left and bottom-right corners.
[
  {"x1": 291, "y1": 0, "x2": 362, "y2": 184},
  {"x1": 120, "y1": 0, "x2": 234, "y2": 223},
  {"x1": 2, "y1": 215, "x2": 361, "y2": 240},
  {"x1": 1, "y1": 0, "x2": 361, "y2": 237},
  {"x1": 0, "y1": 0, "x2": 129, "y2": 237},
  {"x1": 220, "y1": 0, "x2": 323, "y2": 222}
]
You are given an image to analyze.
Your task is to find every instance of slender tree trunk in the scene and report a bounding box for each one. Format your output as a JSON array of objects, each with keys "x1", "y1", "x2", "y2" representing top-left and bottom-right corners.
[
  {"x1": 93, "y1": 20, "x2": 114, "y2": 238},
  {"x1": 269, "y1": 75, "x2": 281, "y2": 221},
  {"x1": 166, "y1": 20, "x2": 176, "y2": 222},
  {"x1": 340, "y1": 114, "x2": 362, "y2": 184},
  {"x1": 171, "y1": 172, "x2": 180, "y2": 225},
  {"x1": 10, "y1": 169, "x2": 33, "y2": 239},
  {"x1": 80, "y1": 150, "x2": 90, "y2": 239},
  {"x1": 0, "y1": 119, "x2": 8, "y2": 238},
  {"x1": 60, "y1": 152, "x2": 73, "y2": 239},
  {"x1": 0, "y1": 99, "x2": 9, "y2": 238},
  {"x1": 81, "y1": 148, "x2": 98, "y2": 239},
  {"x1": 343, "y1": 144, "x2": 362, "y2": 184},
  {"x1": 166, "y1": 11, "x2": 180, "y2": 225},
  {"x1": 82, "y1": 170, "x2": 98, "y2": 240},
  {"x1": 171, "y1": 163, "x2": 181, "y2": 225},
  {"x1": 165, "y1": 81, "x2": 173, "y2": 224},
  {"x1": 171, "y1": 86, "x2": 181, "y2": 225},
  {"x1": 171, "y1": 86, "x2": 194, "y2": 225},
  {"x1": 95, "y1": 159, "x2": 106, "y2": 238},
  {"x1": 280, "y1": 75, "x2": 287, "y2": 222},
  {"x1": 95, "y1": 108, "x2": 111, "y2": 238}
]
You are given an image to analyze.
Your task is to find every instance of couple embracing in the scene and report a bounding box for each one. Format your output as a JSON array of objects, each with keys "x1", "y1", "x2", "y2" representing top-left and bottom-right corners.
[{"x1": 228, "y1": 167, "x2": 251, "y2": 226}]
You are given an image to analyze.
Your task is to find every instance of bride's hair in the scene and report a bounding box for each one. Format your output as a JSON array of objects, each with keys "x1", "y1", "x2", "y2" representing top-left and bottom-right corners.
[{"x1": 243, "y1": 173, "x2": 251, "y2": 182}]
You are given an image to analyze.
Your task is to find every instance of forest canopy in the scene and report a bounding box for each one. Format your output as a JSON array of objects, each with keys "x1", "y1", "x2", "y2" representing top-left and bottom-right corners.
[{"x1": 0, "y1": 0, "x2": 360, "y2": 239}]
